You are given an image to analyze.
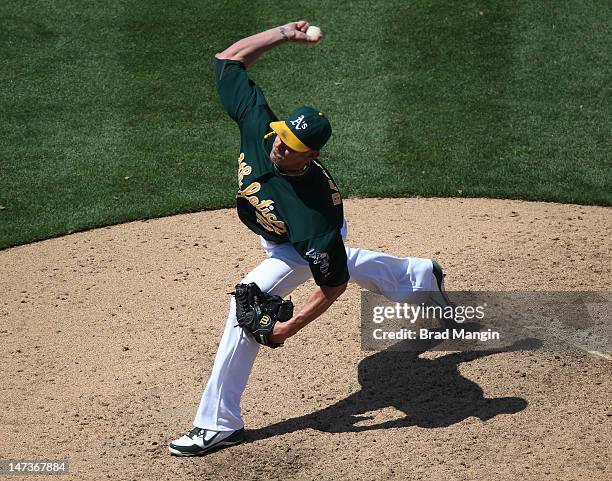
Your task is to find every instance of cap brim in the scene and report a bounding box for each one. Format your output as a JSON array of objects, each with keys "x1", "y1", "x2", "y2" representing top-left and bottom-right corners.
[{"x1": 269, "y1": 121, "x2": 311, "y2": 152}]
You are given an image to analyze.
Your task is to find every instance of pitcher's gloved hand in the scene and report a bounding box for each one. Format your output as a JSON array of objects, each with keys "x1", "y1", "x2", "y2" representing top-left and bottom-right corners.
[{"x1": 233, "y1": 282, "x2": 294, "y2": 348}]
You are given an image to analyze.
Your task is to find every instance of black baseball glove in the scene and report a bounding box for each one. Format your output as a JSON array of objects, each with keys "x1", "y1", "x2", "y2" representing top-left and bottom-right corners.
[{"x1": 233, "y1": 282, "x2": 294, "y2": 348}]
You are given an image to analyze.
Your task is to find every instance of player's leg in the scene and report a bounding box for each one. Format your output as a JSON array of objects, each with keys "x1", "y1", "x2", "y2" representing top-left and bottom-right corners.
[
  {"x1": 169, "y1": 242, "x2": 311, "y2": 455},
  {"x1": 344, "y1": 246, "x2": 451, "y2": 308},
  {"x1": 192, "y1": 250, "x2": 310, "y2": 432},
  {"x1": 344, "y1": 247, "x2": 434, "y2": 301},
  {"x1": 170, "y1": 251, "x2": 310, "y2": 455},
  {"x1": 339, "y1": 218, "x2": 449, "y2": 305}
]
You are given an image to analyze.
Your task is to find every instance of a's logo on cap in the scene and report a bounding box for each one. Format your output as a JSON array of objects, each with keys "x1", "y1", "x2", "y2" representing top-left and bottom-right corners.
[{"x1": 289, "y1": 114, "x2": 308, "y2": 130}]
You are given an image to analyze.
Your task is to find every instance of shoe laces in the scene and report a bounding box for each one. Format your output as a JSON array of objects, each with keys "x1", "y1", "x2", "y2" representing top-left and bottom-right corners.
[{"x1": 187, "y1": 427, "x2": 205, "y2": 439}]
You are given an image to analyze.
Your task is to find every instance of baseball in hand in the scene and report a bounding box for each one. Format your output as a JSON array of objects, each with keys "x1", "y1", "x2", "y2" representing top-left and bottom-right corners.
[{"x1": 306, "y1": 25, "x2": 322, "y2": 40}]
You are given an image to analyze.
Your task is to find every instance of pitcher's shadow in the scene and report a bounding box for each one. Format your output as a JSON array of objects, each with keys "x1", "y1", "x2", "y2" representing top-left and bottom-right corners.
[{"x1": 246, "y1": 329, "x2": 541, "y2": 442}]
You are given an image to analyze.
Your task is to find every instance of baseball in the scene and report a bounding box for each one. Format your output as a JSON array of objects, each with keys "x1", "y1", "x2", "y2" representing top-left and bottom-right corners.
[{"x1": 306, "y1": 25, "x2": 322, "y2": 40}]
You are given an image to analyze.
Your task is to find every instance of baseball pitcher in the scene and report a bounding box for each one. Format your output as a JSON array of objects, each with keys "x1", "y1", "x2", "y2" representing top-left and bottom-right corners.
[{"x1": 169, "y1": 20, "x2": 452, "y2": 456}]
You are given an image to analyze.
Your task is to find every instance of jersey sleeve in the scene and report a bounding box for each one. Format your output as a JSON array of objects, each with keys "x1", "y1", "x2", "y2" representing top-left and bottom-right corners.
[
  {"x1": 293, "y1": 230, "x2": 350, "y2": 287},
  {"x1": 213, "y1": 58, "x2": 271, "y2": 124}
]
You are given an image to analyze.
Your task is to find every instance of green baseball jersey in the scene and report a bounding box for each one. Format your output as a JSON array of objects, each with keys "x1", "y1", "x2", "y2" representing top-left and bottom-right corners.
[{"x1": 214, "y1": 58, "x2": 349, "y2": 287}]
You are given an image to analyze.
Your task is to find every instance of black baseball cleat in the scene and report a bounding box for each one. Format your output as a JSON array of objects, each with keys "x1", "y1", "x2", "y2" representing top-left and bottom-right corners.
[
  {"x1": 430, "y1": 261, "x2": 482, "y2": 334},
  {"x1": 431, "y1": 259, "x2": 453, "y2": 308},
  {"x1": 169, "y1": 427, "x2": 244, "y2": 456}
]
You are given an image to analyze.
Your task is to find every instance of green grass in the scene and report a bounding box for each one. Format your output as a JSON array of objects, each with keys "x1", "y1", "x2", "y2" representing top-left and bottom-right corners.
[{"x1": 1, "y1": 0, "x2": 610, "y2": 249}]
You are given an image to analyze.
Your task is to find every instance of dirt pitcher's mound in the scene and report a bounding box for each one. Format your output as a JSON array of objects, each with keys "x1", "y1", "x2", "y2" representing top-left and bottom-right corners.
[{"x1": 1, "y1": 198, "x2": 610, "y2": 481}]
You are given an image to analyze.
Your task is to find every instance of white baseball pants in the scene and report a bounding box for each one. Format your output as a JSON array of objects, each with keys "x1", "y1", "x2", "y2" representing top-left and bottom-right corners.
[{"x1": 193, "y1": 221, "x2": 438, "y2": 431}]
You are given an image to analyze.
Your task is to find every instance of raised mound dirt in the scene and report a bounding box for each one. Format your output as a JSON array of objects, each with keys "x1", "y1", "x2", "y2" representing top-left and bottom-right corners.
[{"x1": 1, "y1": 198, "x2": 610, "y2": 481}]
